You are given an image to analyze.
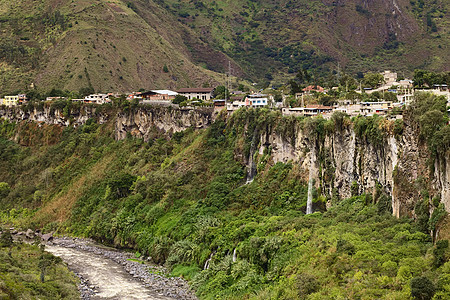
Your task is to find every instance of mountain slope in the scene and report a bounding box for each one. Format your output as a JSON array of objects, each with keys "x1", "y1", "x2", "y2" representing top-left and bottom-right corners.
[
  {"x1": 0, "y1": 0, "x2": 448, "y2": 94},
  {"x1": 158, "y1": 0, "x2": 449, "y2": 79},
  {"x1": 0, "y1": 0, "x2": 228, "y2": 94}
]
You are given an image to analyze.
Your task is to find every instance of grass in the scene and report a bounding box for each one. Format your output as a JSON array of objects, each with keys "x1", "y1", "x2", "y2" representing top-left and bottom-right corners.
[{"x1": 0, "y1": 243, "x2": 79, "y2": 299}]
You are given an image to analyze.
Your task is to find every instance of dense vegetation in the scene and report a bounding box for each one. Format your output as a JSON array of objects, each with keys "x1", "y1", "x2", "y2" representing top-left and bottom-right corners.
[
  {"x1": 0, "y1": 99, "x2": 449, "y2": 298},
  {"x1": 0, "y1": 229, "x2": 79, "y2": 299}
]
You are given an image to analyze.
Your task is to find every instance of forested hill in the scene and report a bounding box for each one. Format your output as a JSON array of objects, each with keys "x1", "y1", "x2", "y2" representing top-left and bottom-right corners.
[
  {"x1": 1, "y1": 0, "x2": 449, "y2": 94},
  {"x1": 0, "y1": 95, "x2": 450, "y2": 298}
]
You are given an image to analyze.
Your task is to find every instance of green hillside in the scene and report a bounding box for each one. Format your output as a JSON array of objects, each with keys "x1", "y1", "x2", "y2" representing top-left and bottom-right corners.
[
  {"x1": 1, "y1": 0, "x2": 448, "y2": 95},
  {"x1": 0, "y1": 100, "x2": 449, "y2": 298},
  {"x1": 155, "y1": 0, "x2": 449, "y2": 80},
  {"x1": 0, "y1": 0, "x2": 225, "y2": 95}
]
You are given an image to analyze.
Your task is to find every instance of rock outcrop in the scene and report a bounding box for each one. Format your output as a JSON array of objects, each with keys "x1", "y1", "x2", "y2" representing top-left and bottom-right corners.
[
  {"x1": 254, "y1": 116, "x2": 449, "y2": 216},
  {"x1": 0, "y1": 105, "x2": 109, "y2": 127},
  {"x1": 0, "y1": 105, "x2": 448, "y2": 217},
  {"x1": 115, "y1": 106, "x2": 213, "y2": 141}
]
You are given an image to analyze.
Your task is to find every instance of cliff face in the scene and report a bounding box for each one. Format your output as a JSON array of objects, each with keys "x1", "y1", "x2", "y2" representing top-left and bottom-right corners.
[
  {"x1": 0, "y1": 105, "x2": 214, "y2": 142},
  {"x1": 0, "y1": 106, "x2": 448, "y2": 216},
  {"x1": 0, "y1": 106, "x2": 109, "y2": 127},
  {"x1": 253, "y1": 117, "x2": 449, "y2": 216},
  {"x1": 115, "y1": 107, "x2": 214, "y2": 141}
]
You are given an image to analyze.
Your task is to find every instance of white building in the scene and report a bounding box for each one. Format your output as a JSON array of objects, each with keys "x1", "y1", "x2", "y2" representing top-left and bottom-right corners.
[
  {"x1": 382, "y1": 71, "x2": 397, "y2": 85},
  {"x1": 176, "y1": 88, "x2": 214, "y2": 101},
  {"x1": 3, "y1": 95, "x2": 21, "y2": 106},
  {"x1": 245, "y1": 93, "x2": 269, "y2": 107},
  {"x1": 83, "y1": 94, "x2": 110, "y2": 104},
  {"x1": 282, "y1": 105, "x2": 333, "y2": 117},
  {"x1": 227, "y1": 101, "x2": 247, "y2": 111},
  {"x1": 360, "y1": 102, "x2": 393, "y2": 116}
]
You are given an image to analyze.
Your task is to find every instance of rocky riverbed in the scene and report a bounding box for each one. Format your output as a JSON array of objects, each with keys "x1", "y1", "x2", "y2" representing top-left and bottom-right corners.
[{"x1": 45, "y1": 237, "x2": 197, "y2": 300}]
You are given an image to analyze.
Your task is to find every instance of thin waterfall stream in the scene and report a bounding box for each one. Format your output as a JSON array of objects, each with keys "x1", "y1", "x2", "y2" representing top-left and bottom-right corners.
[
  {"x1": 306, "y1": 146, "x2": 316, "y2": 215},
  {"x1": 246, "y1": 133, "x2": 258, "y2": 184}
]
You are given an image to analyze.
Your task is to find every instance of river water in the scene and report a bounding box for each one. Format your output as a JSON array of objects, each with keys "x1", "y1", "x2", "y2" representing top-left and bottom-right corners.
[{"x1": 46, "y1": 245, "x2": 172, "y2": 300}]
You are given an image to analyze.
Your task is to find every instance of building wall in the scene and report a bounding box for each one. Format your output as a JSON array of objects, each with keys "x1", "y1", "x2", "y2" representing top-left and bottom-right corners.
[
  {"x1": 4, "y1": 96, "x2": 19, "y2": 106},
  {"x1": 145, "y1": 94, "x2": 175, "y2": 101},
  {"x1": 182, "y1": 93, "x2": 212, "y2": 101}
]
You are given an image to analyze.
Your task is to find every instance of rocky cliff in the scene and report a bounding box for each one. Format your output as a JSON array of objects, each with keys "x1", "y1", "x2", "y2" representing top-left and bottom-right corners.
[
  {"x1": 0, "y1": 105, "x2": 214, "y2": 142},
  {"x1": 0, "y1": 105, "x2": 448, "y2": 217},
  {"x1": 244, "y1": 113, "x2": 449, "y2": 217},
  {"x1": 114, "y1": 106, "x2": 214, "y2": 141},
  {"x1": 0, "y1": 105, "x2": 109, "y2": 127}
]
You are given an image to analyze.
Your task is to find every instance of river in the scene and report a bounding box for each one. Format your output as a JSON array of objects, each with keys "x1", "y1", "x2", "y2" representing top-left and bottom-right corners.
[{"x1": 43, "y1": 238, "x2": 196, "y2": 300}]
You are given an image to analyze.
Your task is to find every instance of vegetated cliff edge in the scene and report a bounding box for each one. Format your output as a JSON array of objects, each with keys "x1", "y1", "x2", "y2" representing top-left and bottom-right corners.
[
  {"x1": 0, "y1": 105, "x2": 448, "y2": 217},
  {"x1": 0, "y1": 104, "x2": 214, "y2": 140}
]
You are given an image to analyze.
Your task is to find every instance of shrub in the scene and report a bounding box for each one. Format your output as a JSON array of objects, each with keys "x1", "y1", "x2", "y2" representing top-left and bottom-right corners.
[
  {"x1": 410, "y1": 276, "x2": 435, "y2": 300},
  {"x1": 336, "y1": 239, "x2": 355, "y2": 255},
  {"x1": 0, "y1": 228, "x2": 13, "y2": 248},
  {"x1": 433, "y1": 240, "x2": 449, "y2": 268},
  {"x1": 296, "y1": 273, "x2": 319, "y2": 298},
  {"x1": 0, "y1": 182, "x2": 10, "y2": 198}
]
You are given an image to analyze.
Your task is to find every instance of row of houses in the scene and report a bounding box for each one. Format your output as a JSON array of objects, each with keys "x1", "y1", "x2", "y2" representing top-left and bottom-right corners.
[
  {"x1": 131, "y1": 88, "x2": 215, "y2": 101},
  {"x1": 279, "y1": 102, "x2": 405, "y2": 119},
  {"x1": 0, "y1": 88, "x2": 216, "y2": 107}
]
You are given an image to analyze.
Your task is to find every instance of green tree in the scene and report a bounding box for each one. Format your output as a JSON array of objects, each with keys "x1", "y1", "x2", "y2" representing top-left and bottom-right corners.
[
  {"x1": 377, "y1": 193, "x2": 392, "y2": 214},
  {"x1": 339, "y1": 73, "x2": 357, "y2": 90},
  {"x1": 363, "y1": 72, "x2": 385, "y2": 88},
  {"x1": 410, "y1": 276, "x2": 435, "y2": 300},
  {"x1": 0, "y1": 182, "x2": 10, "y2": 198},
  {"x1": 419, "y1": 110, "x2": 447, "y2": 143},
  {"x1": 296, "y1": 68, "x2": 311, "y2": 84},
  {"x1": 38, "y1": 252, "x2": 62, "y2": 282},
  {"x1": 433, "y1": 240, "x2": 449, "y2": 268},
  {"x1": 289, "y1": 80, "x2": 302, "y2": 95},
  {"x1": 213, "y1": 86, "x2": 230, "y2": 99},
  {"x1": 173, "y1": 95, "x2": 187, "y2": 104}
]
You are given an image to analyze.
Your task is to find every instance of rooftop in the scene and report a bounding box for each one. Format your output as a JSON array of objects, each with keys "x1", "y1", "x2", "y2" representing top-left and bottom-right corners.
[
  {"x1": 305, "y1": 105, "x2": 332, "y2": 110},
  {"x1": 177, "y1": 88, "x2": 215, "y2": 93},
  {"x1": 151, "y1": 90, "x2": 178, "y2": 96}
]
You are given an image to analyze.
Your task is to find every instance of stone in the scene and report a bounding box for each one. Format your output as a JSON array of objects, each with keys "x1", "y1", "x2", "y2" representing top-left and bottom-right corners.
[
  {"x1": 41, "y1": 232, "x2": 53, "y2": 242},
  {"x1": 25, "y1": 229, "x2": 34, "y2": 239}
]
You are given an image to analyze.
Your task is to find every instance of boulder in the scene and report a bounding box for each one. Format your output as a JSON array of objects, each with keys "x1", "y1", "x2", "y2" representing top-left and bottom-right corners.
[
  {"x1": 41, "y1": 232, "x2": 53, "y2": 242},
  {"x1": 25, "y1": 229, "x2": 34, "y2": 239}
]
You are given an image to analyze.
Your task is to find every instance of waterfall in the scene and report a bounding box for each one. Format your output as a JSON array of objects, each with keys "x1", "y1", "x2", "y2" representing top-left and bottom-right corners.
[
  {"x1": 246, "y1": 133, "x2": 258, "y2": 184},
  {"x1": 232, "y1": 248, "x2": 237, "y2": 262},
  {"x1": 203, "y1": 252, "x2": 214, "y2": 270},
  {"x1": 306, "y1": 147, "x2": 315, "y2": 215},
  {"x1": 390, "y1": 136, "x2": 398, "y2": 169},
  {"x1": 389, "y1": 136, "x2": 399, "y2": 217}
]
